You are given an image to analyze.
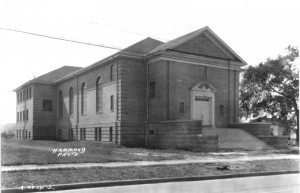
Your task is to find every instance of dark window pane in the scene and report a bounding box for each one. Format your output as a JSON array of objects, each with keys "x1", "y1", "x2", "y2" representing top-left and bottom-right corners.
[
  {"x1": 59, "y1": 91, "x2": 63, "y2": 117},
  {"x1": 110, "y1": 95, "x2": 114, "y2": 111},
  {"x1": 43, "y1": 100, "x2": 53, "y2": 111},
  {"x1": 150, "y1": 82, "x2": 155, "y2": 98},
  {"x1": 69, "y1": 87, "x2": 74, "y2": 115}
]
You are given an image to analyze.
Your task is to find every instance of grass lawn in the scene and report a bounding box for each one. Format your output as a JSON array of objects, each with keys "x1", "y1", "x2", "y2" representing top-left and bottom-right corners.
[
  {"x1": 2, "y1": 159, "x2": 299, "y2": 189},
  {"x1": 2, "y1": 137, "x2": 299, "y2": 166},
  {"x1": 1, "y1": 137, "x2": 190, "y2": 166}
]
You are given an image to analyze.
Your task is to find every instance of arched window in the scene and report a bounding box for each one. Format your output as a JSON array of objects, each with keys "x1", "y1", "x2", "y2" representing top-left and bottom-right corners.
[
  {"x1": 96, "y1": 77, "x2": 103, "y2": 113},
  {"x1": 81, "y1": 82, "x2": 87, "y2": 115},
  {"x1": 59, "y1": 91, "x2": 63, "y2": 117},
  {"x1": 69, "y1": 87, "x2": 74, "y2": 115}
]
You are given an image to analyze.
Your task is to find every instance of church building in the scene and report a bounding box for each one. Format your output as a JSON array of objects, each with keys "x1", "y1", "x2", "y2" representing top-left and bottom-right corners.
[{"x1": 14, "y1": 26, "x2": 247, "y2": 149}]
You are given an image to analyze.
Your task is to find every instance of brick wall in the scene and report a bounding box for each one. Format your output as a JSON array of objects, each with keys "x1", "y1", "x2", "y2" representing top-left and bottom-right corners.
[
  {"x1": 148, "y1": 59, "x2": 239, "y2": 127},
  {"x1": 32, "y1": 84, "x2": 57, "y2": 140},
  {"x1": 56, "y1": 61, "x2": 118, "y2": 142},
  {"x1": 16, "y1": 88, "x2": 33, "y2": 139},
  {"x1": 16, "y1": 83, "x2": 57, "y2": 140},
  {"x1": 116, "y1": 58, "x2": 147, "y2": 146}
]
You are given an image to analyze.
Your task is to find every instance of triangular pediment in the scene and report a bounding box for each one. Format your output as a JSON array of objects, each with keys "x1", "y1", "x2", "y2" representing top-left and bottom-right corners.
[
  {"x1": 147, "y1": 26, "x2": 246, "y2": 64},
  {"x1": 172, "y1": 34, "x2": 231, "y2": 60},
  {"x1": 192, "y1": 82, "x2": 216, "y2": 92}
]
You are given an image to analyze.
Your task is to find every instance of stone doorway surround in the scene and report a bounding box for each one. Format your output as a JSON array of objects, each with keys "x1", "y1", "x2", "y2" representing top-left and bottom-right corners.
[{"x1": 191, "y1": 82, "x2": 216, "y2": 127}]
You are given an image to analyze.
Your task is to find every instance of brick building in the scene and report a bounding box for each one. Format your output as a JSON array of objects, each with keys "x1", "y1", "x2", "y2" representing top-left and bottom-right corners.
[{"x1": 14, "y1": 26, "x2": 247, "y2": 149}]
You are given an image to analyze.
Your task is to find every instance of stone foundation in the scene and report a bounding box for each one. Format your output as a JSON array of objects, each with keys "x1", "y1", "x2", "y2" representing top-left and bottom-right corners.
[{"x1": 147, "y1": 120, "x2": 218, "y2": 152}]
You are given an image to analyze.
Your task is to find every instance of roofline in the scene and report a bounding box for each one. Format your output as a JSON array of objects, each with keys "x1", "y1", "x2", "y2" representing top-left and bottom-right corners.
[
  {"x1": 13, "y1": 81, "x2": 54, "y2": 92},
  {"x1": 146, "y1": 51, "x2": 246, "y2": 70},
  {"x1": 147, "y1": 26, "x2": 247, "y2": 65},
  {"x1": 54, "y1": 53, "x2": 144, "y2": 84},
  {"x1": 54, "y1": 37, "x2": 157, "y2": 84},
  {"x1": 203, "y1": 26, "x2": 247, "y2": 64}
]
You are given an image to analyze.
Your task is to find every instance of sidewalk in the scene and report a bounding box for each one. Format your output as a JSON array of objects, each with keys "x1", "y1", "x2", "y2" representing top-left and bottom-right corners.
[{"x1": 2, "y1": 153, "x2": 299, "y2": 172}]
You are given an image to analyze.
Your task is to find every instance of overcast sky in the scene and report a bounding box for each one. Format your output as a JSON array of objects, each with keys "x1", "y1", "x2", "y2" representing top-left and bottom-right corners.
[{"x1": 0, "y1": 0, "x2": 299, "y2": 126}]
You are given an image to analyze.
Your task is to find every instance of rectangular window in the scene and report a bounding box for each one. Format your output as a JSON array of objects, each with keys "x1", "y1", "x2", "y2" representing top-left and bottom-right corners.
[
  {"x1": 29, "y1": 87, "x2": 32, "y2": 99},
  {"x1": 195, "y1": 96, "x2": 209, "y2": 101},
  {"x1": 95, "y1": 128, "x2": 97, "y2": 141},
  {"x1": 20, "y1": 92, "x2": 22, "y2": 103},
  {"x1": 220, "y1": 105, "x2": 224, "y2": 117},
  {"x1": 149, "y1": 82, "x2": 155, "y2": 98},
  {"x1": 80, "y1": 128, "x2": 82, "y2": 140},
  {"x1": 179, "y1": 102, "x2": 184, "y2": 114},
  {"x1": 95, "y1": 127, "x2": 102, "y2": 141},
  {"x1": 23, "y1": 90, "x2": 26, "y2": 101},
  {"x1": 28, "y1": 131, "x2": 31, "y2": 139},
  {"x1": 68, "y1": 129, "x2": 73, "y2": 141},
  {"x1": 110, "y1": 64, "x2": 115, "y2": 81},
  {"x1": 80, "y1": 128, "x2": 86, "y2": 141},
  {"x1": 26, "y1": 89, "x2": 28, "y2": 100},
  {"x1": 43, "y1": 100, "x2": 52, "y2": 111},
  {"x1": 98, "y1": 127, "x2": 101, "y2": 141},
  {"x1": 25, "y1": 130, "x2": 28, "y2": 139},
  {"x1": 23, "y1": 110, "x2": 26, "y2": 121},
  {"x1": 109, "y1": 127, "x2": 113, "y2": 142},
  {"x1": 110, "y1": 95, "x2": 114, "y2": 111},
  {"x1": 84, "y1": 128, "x2": 86, "y2": 140},
  {"x1": 17, "y1": 93, "x2": 19, "y2": 103},
  {"x1": 17, "y1": 112, "x2": 19, "y2": 122},
  {"x1": 20, "y1": 111, "x2": 22, "y2": 122},
  {"x1": 26, "y1": 109, "x2": 28, "y2": 121},
  {"x1": 149, "y1": 130, "x2": 155, "y2": 135}
]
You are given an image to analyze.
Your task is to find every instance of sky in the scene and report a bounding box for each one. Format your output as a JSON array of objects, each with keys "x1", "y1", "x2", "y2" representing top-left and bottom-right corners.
[{"x1": 0, "y1": 0, "x2": 299, "y2": 126}]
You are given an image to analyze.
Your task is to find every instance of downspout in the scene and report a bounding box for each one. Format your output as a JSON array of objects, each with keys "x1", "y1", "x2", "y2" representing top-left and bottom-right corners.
[
  {"x1": 166, "y1": 61, "x2": 170, "y2": 120},
  {"x1": 146, "y1": 61, "x2": 149, "y2": 146},
  {"x1": 56, "y1": 87, "x2": 58, "y2": 140},
  {"x1": 233, "y1": 69, "x2": 236, "y2": 123},
  {"x1": 76, "y1": 77, "x2": 79, "y2": 141},
  {"x1": 228, "y1": 60, "x2": 231, "y2": 125},
  {"x1": 115, "y1": 59, "x2": 119, "y2": 144}
]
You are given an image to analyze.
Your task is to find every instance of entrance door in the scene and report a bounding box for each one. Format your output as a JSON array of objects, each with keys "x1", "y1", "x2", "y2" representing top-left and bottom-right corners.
[{"x1": 192, "y1": 96, "x2": 211, "y2": 125}]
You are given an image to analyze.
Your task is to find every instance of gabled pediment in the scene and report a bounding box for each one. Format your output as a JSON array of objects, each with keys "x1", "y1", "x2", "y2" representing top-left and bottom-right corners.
[
  {"x1": 192, "y1": 82, "x2": 216, "y2": 92},
  {"x1": 147, "y1": 26, "x2": 246, "y2": 65},
  {"x1": 172, "y1": 34, "x2": 231, "y2": 60}
]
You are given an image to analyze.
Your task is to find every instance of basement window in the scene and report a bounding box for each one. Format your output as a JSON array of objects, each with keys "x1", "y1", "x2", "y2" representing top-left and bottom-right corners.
[{"x1": 109, "y1": 127, "x2": 113, "y2": 142}]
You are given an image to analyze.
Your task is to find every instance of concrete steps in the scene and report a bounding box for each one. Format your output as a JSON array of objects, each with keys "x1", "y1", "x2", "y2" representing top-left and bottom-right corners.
[{"x1": 202, "y1": 127, "x2": 274, "y2": 151}]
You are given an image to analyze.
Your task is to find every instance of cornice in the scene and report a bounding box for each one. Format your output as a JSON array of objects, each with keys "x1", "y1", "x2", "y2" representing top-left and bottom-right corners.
[{"x1": 146, "y1": 51, "x2": 245, "y2": 70}]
